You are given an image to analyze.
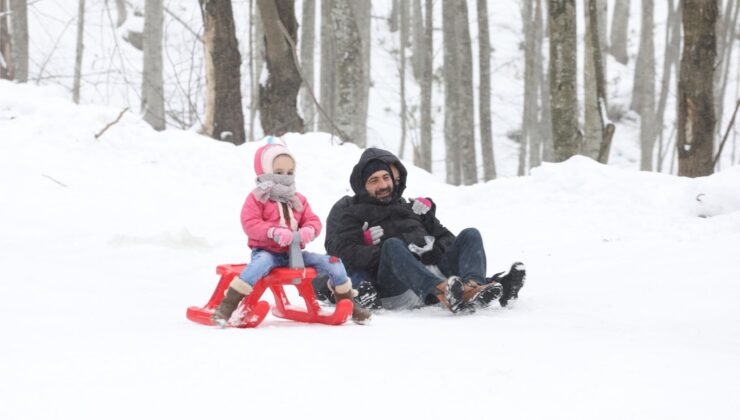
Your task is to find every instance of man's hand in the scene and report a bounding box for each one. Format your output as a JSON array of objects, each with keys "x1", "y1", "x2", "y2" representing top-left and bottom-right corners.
[
  {"x1": 411, "y1": 197, "x2": 432, "y2": 215},
  {"x1": 362, "y1": 222, "x2": 384, "y2": 245},
  {"x1": 270, "y1": 227, "x2": 294, "y2": 247},
  {"x1": 408, "y1": 235, "x2": 435, "y2": 256}
]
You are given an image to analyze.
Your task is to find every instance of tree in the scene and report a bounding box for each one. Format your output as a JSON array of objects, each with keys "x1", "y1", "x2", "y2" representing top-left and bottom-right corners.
[
  {"x1": 635, "y1": 0, "x2": 656, "y2": 170},
  {"x1": 548, "y1": 0, "x2": 581, "y2": 161},
  {"x1": 258, "y1": 0, "x2": 304, "y2": 137},
  {"x1": 521, "y1": 0, "x2": 537, "y2": 175},
  {"x1": 609, "y1": 0, "x2": 630, "y2": 64},
  {"x1": 200, "y1": 0, "x2": 245, "y2": 144},
  {"x1": 442, "y1": 0, "x2": 461, "y2": 184},
  {"x1": 677, "y1": 0, "x2": 718, "y2": 177},
  {"x1": 583, "y1": 0, "x2": 608, "y2": 161},
  {"x1": 399, "y1": 0, "x2": 408, "y2": 158},
  {"x1": 115, "y1": 0, "x2": 127, "y2": 27},
  {"x1": 478, "y1": 0, "x2": 496, "y2": 181},
  {"x1": 249, "y1": 2, "x2": 265, "y2": 142},
  {"x1": 533, "y1": 0, "x2": 552, "y2": 165},
  {"x1": 0, "y1": 0, "x2": 12, "y2": 80},
  {"x1": 300, "y1": 0, "x2": 316, "y2": 131},
  {"x1": 10, "y1": 0, "x2": 28, "y2": 82},
  {"x1": 72, "y1": 0, "x2": 85, "y2": 104},
  {"x1": 142, "y1": 0, "x2": 165, "y2": 131},
  {"x1": 350, "y1": 0, "x2": 371, "y2": 147},
  {"x1": 416, "y1": 0, "x2": 433, "y2": 172},
  {"x1": 655, "y1": 0, "x2": 681, "y2": 173}
]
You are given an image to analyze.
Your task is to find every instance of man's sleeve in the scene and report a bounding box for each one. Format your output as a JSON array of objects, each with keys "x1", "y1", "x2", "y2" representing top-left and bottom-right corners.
[{"x1": 325, "y1": 205, "x2": 381, "y2": 274}]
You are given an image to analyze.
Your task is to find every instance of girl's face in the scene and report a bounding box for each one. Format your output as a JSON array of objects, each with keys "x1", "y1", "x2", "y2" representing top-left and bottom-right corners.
[{"x1": 272, "y1": 154, "x2": 295, "y2": 175}]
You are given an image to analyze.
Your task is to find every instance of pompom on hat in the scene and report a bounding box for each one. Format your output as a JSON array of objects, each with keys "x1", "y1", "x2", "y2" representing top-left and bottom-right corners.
[{"x1": 253, "y1": 136, "x2": 296, "y2": 176}]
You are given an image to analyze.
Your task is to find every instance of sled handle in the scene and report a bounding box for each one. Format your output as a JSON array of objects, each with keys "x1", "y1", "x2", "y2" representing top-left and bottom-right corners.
[{"x1": 288, "y1": 231, "x2": 304, "y2": 269}]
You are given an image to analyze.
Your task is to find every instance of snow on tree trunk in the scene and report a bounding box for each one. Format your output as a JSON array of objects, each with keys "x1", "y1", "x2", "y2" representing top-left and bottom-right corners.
[
  {"x1": 142, "y1": 0, "x2": 165, "y2": 131},
  {"x1": 10, "y1": 0, "x2": 28, "y2": 82},
  {"x1": 257, "y1": 0, "x2": 303, "y2": 137},
  {"x1": 610, "y1": 0, "x2": 630, "y2": 64},
  {"x1": 201, "y1": 0, "x2": 245, "y2": 144},
  {"x1": 583, "y1": 0, "x2": 607, "y2": 161},
  {"x1": 417, "y1": 0, "x2": 433, "y2": 172},
  {"x1": 478, "y1": 0, "x2": 496, "y2": 181},
  {"x1": 677, "y1": 0, "x2": 718, "y2": 177},
  {"x1": 300, "y1": 0, "x2": 316, "y2": 131},
  {"x1": 549, "y1": 0, "x2": 581, "y2": 162}
]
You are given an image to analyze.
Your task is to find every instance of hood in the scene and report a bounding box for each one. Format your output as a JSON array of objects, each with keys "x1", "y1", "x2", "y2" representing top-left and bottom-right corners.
[{"x1": 349, "y1": 148, "x2": 408, "y2": 198}]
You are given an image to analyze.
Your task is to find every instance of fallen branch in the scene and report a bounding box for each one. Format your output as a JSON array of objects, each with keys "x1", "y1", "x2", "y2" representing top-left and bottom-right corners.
[
  {"x1": 42, "y1": 174, "x2": 68, "y2": 188},
  {"x1": 713, "y1": 99, "x2": 740, "y2": 168},
  {"x1": 95, "y1": 107, "x2": 129, "y2": 139}
]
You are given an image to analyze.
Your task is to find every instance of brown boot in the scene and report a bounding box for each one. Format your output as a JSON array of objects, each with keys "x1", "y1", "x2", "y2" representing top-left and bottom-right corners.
[
  {"x1": 435, "y1": 276, "x2": 465, "y2": 313},
  {"x1": 211, "y1": 279, "x2": 252, "y2": 327},
  {"x1": 334, "y1": 288, "x2": 372, "y2": 324},
  {"x1": 462, "y1": 280, "x2": 503, "y2": 309}
]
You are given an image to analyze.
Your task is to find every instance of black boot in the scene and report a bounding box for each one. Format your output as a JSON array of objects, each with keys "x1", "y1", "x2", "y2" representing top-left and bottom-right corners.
[
  {"x1": 212, "y1": 287, "x2": 246, "y2": 327},
  {"x1": 463, "y1": 281, "x2": 503, "y2": 309},
  {"x1": 491, "y1": 262, "x2": 526, "y2": 307},
  {"x1": 311, "y1": 275, "x2": 334, "y2": 303},
  {"x1": 355, "y1": 281, "x2": 381, "y2": 310}
]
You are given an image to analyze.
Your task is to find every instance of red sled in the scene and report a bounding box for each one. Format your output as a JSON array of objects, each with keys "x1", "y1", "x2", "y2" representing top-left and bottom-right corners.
[{"x1": 186, "y1": 236, "x2": 353, "y2": 328}]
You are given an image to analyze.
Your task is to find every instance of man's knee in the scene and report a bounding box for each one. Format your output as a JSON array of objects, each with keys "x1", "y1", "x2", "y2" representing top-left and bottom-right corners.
[
  {"x1": 459, "y1": 227, "x2": 481, "y2": 241},
  {"x1": 381, "y1": 237, "x2": 407, "y2": 254}
]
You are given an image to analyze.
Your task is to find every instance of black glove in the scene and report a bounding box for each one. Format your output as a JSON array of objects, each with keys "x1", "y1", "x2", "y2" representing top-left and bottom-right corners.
[{"x1": 420, "y1": 246, "x2": 443, "y2": 265}]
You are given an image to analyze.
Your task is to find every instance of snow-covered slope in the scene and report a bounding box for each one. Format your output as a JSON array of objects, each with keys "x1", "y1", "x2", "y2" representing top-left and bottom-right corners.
[{"x1": 1, "y1": 81, "x2": 739, "y2": 419}]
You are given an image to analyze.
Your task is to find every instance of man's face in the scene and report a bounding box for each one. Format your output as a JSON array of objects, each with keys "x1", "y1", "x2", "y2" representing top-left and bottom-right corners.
[{"x1": 365, "y1": 170, "x2": 394, "y2": 202}]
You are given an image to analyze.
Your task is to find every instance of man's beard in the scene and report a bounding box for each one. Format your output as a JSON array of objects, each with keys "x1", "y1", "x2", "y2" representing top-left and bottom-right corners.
[{"x1": 375, "y1": 187, "x2": 393, "y2": 203}]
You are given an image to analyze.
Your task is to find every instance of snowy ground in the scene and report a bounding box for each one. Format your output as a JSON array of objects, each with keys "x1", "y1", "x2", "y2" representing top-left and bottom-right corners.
[{"x1": 2, "y1": 81, "x2": 740, "y2": 419}]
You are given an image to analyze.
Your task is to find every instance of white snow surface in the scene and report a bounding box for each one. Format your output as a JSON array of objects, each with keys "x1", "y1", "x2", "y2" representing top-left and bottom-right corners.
[{"x1": 2, "y1": 81, "x2": 740, "y2": 419}]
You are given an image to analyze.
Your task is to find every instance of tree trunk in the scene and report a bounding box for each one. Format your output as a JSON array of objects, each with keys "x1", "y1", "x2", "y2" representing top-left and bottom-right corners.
[
  {"x1": 583, "y1": 0, "x2": 607, "y2": 161},
  {"x1": 389, "y1": 0, "x2": 399, "y2": 32},
  {"x1": 257, "y1": 0, "x2": 303, "y2": 137},
  {"x1": 609, "y1": 0, "x2": 630, "y2": 64},
  {"x1": 456, "y1": 0, "x2": 477, "y2": 185},
  {"x1": 115, "y1": 0, "x2": 127, "y2": 27},
  {"x1": 10, "y1": 0, "x2": 27, "y2": 82},
  {"x1": 656, "y1": 1, "x2": 681, "y2": 172},
  {"x1": 411, "y1": 0, "x2": 423, "y2": 81},
  {"x1": 142, "y1": 0, "x2": 165, "y2": 131},
  {"x1": 201, "y1": 0, "x2": 246, "y2": 144},
  {"x1": 300, "y1": 0, "x2": 316, "y2": 131},
  {"x1": 73, "y1": 0, "x2": 85, "y2": 104},
  {"x1": 319, "y1": 0, "x2": 335, "y2": 134},
  {"x1": 536, "y1": 0, "x2": 553, "y2": 163},
  {"x1": 521, "y1": 0, "x2": 536, "y2": 175},
  {"x1": 637, "y1": 0, "x2": 656, "y2": 170},
  {"x1": 350, "y1": 0, "x2": 371, "y2": 148},
  {"x1": 399, "y1": 0, "x2": 408, "y2": 158},
  {"x1": 0, "y1": 0, "x2": 13, "y2": 80},
  {"x1": 249, "y1": 2, "x2": 265, "y2": 142},
  {"x1": 443, "y1": 0, "x2": 461, "y2": 185},
  {"x1": 416, "y1": 0, "x2": 433, "y2": 172},
  {"x1": 478, "y1": 0, "x2": 496, "y2": 180},
  {"x1": 549, "y1": 0, "x2": 581, "y2": 161},
  {"x1": 677, "y1": 0, "x2": 718, "y2": 177}
]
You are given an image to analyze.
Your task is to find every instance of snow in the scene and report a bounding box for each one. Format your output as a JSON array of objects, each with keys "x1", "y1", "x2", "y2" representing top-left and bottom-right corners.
[{"x1": 2, "y1": 80, "x2": 740, "y2": 419}]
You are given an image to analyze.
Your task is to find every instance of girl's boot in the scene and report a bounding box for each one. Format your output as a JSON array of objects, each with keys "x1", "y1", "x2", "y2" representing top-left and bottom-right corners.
[
  {"x1": 212, "y1": 279, "x2": 252, "y2": 327},
  {"x1": 334, "y1": 282, "x2": 372, "y2": 324}
]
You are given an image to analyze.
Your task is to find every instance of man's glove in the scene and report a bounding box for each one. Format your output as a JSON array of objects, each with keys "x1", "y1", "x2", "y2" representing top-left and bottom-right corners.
[
  {"x1": 408, "y1": 235, "x2": 435, "y2": 256},
  {"x1": 411, "y1": 197, "x2": 432, "y2": 215},
  {"x1": 362, "y1": 222, "x2": 384, "y2": 245},
  {"x1": 269, "y1": 227, "x2": 294, "y2": 247}
]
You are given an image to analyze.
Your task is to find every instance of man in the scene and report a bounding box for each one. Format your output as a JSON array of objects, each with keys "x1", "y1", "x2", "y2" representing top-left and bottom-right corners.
[{"x1": 323, "y1": 148, "x2": 525, "y2": 312}]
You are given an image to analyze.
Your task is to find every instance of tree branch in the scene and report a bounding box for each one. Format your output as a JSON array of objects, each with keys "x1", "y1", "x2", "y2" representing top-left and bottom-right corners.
[
  {"x1": 713, "y1": 99, "x2": 740, "y2": 168},
  {"x1": 95, "y1": 107, "x2": 129, "y2": 139}
]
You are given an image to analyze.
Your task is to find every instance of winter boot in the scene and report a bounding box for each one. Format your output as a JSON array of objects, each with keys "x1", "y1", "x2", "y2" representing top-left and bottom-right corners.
[
  {"x1": 211, "y1": 279, "x2": 252, "y2": 327},
  {"x1": 311, "y1": 275, "x2": 334, "y2": 304},
  {"x1": 355, "y1": 280, "x2": 381, "y2": 310},
  {"x1": 491, "y1": 262, "x2": 526, "y2": 307},
  {"x1": 463, "y1": 280, "x2": 504, "y2": 309},
  {"x1": 334, "y1": 282, "x2": 372, "y2": 324},
  {"x1": 436, "y1": 276, "x2": 465, "y2": 313}
]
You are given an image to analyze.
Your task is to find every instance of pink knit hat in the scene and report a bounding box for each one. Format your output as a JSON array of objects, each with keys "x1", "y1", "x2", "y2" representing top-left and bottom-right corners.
[{"x1": 253, "y1": 136, "x2": 296, "y2": 176}]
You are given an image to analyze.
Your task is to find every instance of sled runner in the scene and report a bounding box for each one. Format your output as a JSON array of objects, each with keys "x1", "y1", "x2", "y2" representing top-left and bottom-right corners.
[{"x1": 186, "y1": 234, "x2": 353, "y2": 328}]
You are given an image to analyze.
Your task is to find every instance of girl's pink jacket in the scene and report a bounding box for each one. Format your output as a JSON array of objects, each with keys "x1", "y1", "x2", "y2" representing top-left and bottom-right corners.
[{"x1": 240, "y1": 191, "x2": 322, "y2": 253}]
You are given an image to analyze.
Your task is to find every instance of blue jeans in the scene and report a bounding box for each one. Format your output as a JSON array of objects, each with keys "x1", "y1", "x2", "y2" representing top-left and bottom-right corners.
[
  {"x1": 238, "y1": 249, "x2": 349, "y2": 288},
  {"x1": 376, "y1": 228, "x2": 487, "y2": 305}
]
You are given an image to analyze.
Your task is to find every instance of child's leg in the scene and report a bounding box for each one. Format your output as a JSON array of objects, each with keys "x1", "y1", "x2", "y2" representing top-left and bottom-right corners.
[{"x1": 238, "y1": 249, "x2": 284, "y2": 287}]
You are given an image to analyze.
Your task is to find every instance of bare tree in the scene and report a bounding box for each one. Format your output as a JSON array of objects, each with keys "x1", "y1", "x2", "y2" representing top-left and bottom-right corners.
[
  {"x1": 655, "y1": 1, "x2": 682, "y2": 172},
  {"x1": 442, "y1": 0, "x2": 461, "y2": 185},
  {"x1": 115, "y1": 0, "x2": 127, "y2": 27},
  {"x1": 478, "y1": 0, "x2": 496, "y2": 180},
  {"x1": 549, "y1": 0, "x2": 581, "y2": 161},
  {"x1": 350, "y1": 0, "x2": 371, "y2": 147},
  {"x1": 714, "y1": 0, "x2": 740, "y2": 141},
  {"x1": 10, "y1": 0, "x2": 27, "y2": 82},
  {"x1": 609, "y1": 0, "x2": 630, "y2": 64},
  {"x1": 142, "y1": 0, "x2": 165, "y2": 131},
  {"x1": 455, "y1": 0, "x2": 477, "y2": 184},
  {"x1": 535, "y1": 0, "x2": 553, "y2": 164},
  {"x1": 319, "y1": 0, "x2": 335, "y2": 134},
  {"x1": 300, "y1": 0, "x2": 316, "y2": 131},
  {"x1": 257, "y1": 0, "x2": 303, "y2": 136},
  {"x1": 72, "y1": 0, "x2": 85, "y2": 104},
  {"x1": 399, "y1": 0, "x2": 408, "y2": 158},
  {"x1": 631, "y1": 0, "x2": 655, "y2": 117},
  {"x1": 411, "y1": 0, "x2": 423, "y2": 81},
  {"x1": 200, "y1": 0, "x2": 245, "y2": 143},
  {"x1": 677, "y1": 0, "x2": 718, "y2": 177},
  {"x1": 583, "y1": 0, "x2": 608, "y2": 161},
  {"x1": 521, "y1": 0, "x2": 537, "y2": 175},
  {"x1": 0, "y1": 0, "x2": 12, "y2": 80},
  {"x1": 249, "y1": 2, "x2": 265, "y2": 142},
  {"x1": 416, "y1": 0, "x2": 433, "y2": 172}
]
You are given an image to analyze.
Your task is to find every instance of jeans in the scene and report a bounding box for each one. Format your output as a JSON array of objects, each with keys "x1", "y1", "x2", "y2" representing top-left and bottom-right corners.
[
  {"x1": 238, "y1": 248, "x2": 349, "y2": 288},
  {"x1": 376, "y1": 228, "x2": 487, "y2": 308}
]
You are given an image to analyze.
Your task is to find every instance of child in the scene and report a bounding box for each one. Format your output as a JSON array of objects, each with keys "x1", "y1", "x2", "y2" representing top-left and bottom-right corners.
[{"x1": 212, "y1": 138, "x2": 371, "y2": 325}]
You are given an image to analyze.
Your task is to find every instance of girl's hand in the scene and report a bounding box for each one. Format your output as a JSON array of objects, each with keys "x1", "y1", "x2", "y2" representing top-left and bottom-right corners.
[
  {"x1": 270, "y1": 227, "x2": 294, "y2": 247},
  {"x1": 298, "y1": 226, "x2": 315, "y2": 246}
]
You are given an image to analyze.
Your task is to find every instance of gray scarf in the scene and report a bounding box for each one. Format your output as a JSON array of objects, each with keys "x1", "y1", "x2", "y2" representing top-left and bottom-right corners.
[{"x1": 253, "y1": 174, "x2": 303, "y2": 211}]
